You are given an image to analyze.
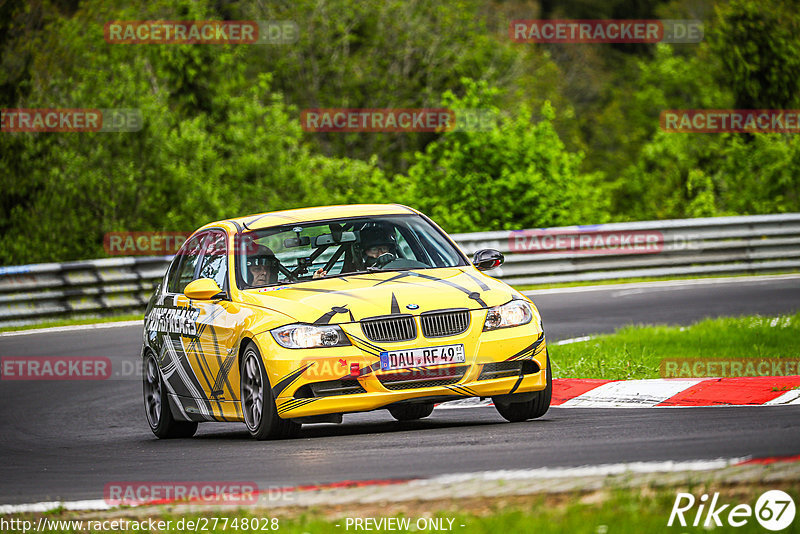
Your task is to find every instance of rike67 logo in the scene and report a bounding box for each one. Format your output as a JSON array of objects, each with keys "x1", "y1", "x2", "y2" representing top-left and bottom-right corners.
[{"x1": 669, "y1": 490, "x2": 796, "y2": 531}]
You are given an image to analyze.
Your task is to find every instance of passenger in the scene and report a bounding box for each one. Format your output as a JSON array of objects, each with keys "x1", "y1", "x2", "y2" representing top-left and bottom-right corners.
[{"x1": 247, "y1": 245, "x2": 279, "y2": 286}]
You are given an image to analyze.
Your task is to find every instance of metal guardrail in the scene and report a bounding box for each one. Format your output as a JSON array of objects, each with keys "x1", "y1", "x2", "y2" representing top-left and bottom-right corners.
[{"x1": 1, "y1": 214, "x2": 798, "y2": 328}]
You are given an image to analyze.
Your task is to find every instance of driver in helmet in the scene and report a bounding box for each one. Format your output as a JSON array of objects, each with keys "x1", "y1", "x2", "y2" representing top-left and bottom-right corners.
[
  {"x1": 246, "y1": 245, "x2": 279, "y2": 286},
  {"x1": 312, "y1": 224, "x2": 398, "y2": 278},
  {"x1": 359, "y1": 224, "x2": 398, "y2": 269}
]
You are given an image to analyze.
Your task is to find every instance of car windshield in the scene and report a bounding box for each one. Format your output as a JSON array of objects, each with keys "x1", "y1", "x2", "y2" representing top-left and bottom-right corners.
[{"x1": 236, "y1": 214, "x2": 467, "y2": 288}]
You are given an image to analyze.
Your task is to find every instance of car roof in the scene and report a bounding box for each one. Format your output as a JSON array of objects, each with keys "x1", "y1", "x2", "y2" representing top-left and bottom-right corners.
[{"x1": 202, "y1": 204, "x2": 419, "y2": 233}]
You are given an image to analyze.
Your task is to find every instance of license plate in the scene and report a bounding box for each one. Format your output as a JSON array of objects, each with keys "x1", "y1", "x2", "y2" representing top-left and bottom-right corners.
[{"x1": 379, "y1": 344, "x2": 465, "y2": 371}]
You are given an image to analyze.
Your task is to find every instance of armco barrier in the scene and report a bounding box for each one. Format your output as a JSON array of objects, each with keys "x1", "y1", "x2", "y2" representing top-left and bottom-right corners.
[{"x1": 1, "y1": 214, "x2": 798, "y2": 328}]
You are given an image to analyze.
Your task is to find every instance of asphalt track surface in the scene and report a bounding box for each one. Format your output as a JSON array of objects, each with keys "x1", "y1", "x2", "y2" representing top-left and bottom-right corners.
[{"x1": 0, "y1": 276, "x2": 798, "y2": 504}]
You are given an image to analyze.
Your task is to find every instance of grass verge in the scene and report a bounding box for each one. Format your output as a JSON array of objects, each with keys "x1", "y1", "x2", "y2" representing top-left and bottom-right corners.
[
  {"x1": 0, "y1": 314, "x2": 143, "y2": 333},
  {"x1": 550, "y1": 312, "x2": 800, "y2": 380},
  {"x1": 8, "y1": 483, "x2": 798, "y2": 533},
  {"x1": 514, "y1": 270, "x2": 799, "y2": 291}
]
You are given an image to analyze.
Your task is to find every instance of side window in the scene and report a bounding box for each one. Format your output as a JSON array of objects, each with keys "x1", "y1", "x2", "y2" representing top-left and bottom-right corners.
[
  {"x1": 197, "y1": 231, "x2": 228, "y2": 290},
  {"x1": 167, "y1": 234, "x2": 205, "y2": 294}
]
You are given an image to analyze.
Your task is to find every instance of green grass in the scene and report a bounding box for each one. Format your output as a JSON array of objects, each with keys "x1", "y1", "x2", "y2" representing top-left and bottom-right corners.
[
  {"x1": 514, "y1": 270, "x2": 798, "y2": 291},
  {"x1": 9, "y1": 485, "x2": 798, "y2": 533},
  {"x1": 550, "y1": 312, "x2": 800, "y2": 380},
  {"x1": 0, "y1": 314, "x2": 143, "y2": 333}
]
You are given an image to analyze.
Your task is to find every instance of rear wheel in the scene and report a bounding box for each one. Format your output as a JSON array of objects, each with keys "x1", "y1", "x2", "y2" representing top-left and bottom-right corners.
[
  {"x1": 494, "y1": 353, "x2": 552, "y2": 423},
  {"x1": 388, "y1": 403, "x2": 435, "y2": 421},
  {"x1": 241, "y1": 343, "x2": 300, "y2": 440},
  {"x1": 143, "y1": 352, "x2": 197, "y2": 439}
]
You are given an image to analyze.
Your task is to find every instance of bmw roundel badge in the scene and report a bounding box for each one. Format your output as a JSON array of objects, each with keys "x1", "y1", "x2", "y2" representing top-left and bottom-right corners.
[{"x1": 406, "y1": 304, "x2": 420, "y2": 310}]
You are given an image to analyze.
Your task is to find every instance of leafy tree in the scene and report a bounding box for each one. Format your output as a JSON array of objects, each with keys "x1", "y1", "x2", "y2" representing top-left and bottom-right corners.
[
  {"x1": 401, "y1": 79, "x2": 606, "y2": 232},
  {"x1": 709, "y1": 0, "x2": 800, "y2": 109},
  {"x1": 0, "y1": 0, "x2": 385, "y2": 264},
  {"x1": 608, "y1": 43, "x2": 731, "y2": 220}
]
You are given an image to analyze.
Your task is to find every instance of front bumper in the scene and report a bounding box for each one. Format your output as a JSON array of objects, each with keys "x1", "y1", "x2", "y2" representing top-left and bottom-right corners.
[
  {"x1": 256, "y1": 316, "x2": 548, "y2": 419},
  {"x1": 275, "y1": 368, "x2": 547, "y2": 418}
]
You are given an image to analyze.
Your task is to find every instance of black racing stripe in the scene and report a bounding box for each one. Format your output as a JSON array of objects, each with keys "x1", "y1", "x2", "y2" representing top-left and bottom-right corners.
[
  {"x1": 374, "y1": 272, "x2": 413, "y2": 285},
  {"x1": 315, "y1": 306, "x2": 350, "y2": 325},
  {"x1": 390, "y1": 293, "x2": 401, "y2": 315},
  {"x1": 352, "y1": 344, "x2": 380, "y2": 359},
  {"x1": 279, "y1": 398, "x2": 317, "y2": 415},
  {"x1": 408, "y1": 272, "x2": 487, "y2": 307},
  {"x1": 277, "y1": 398, "x2": 308, "y2": 414},
  {"x1": 201, "y1": 306, "x2": 236, "y2": 410},
  {"x1": 445, "y1": 385, "x2": 470, "y2": 396},
  {"x1": 460, "y1": 269, "x2": 491, "y2": 291},
  {"x1": 184, "y1": 337, "x2": 226, "y2": 417},
  {"x1": 453, "y1": 385, "x2": 476, "y2": 396},
  {"x1": 245, "y1": 212, "x2": 302, "y2": 227},
  {"x1": 354, "y1": 346, "x2": 381, "y2": 359},
  {"x1": 358, "y1": 361, "x2": 382, "y2": 377},
  {"x1": 181, "y1": 333, "x2": 218, "y2": 406},
  {"x1": 445, "y1": 385, "x2": 464, "y2": 395},
  {"x1": 163, "y1": 334, "x2": 215, "y2": 416},
  {"x1": 374, "y1": 273, "x2": 434, "y2": 290},
  {"x1": 212, "y1": 354, "x2": 236, "y2": 401},
  {"x1": 160, "y1": 336, "x2": 197, "y2": 399},
  {"x1": 277, "y1": 399, "x2": 302, "y2": 413},
  {"x1": 458, "y1": 385, "x2": 478, "y2": 396},
  {"x1": 347, "y1": 333, "x2": 386, "y2": 354},
  {"x1": 469, "y1": 293, "x2": 487, "y2": 307},
  {"x1": 271, "y1": 362, "x2": 315, "y2": 398},
  {"x1": 504, "y1": 332, "x2": 545, "y2": 362},
  {"x1": 508, "y1": 372, "x2": 525, "y2": 395},
  {"x1": 283, "y1": 286, "x2": 372, "y2": 302},
  {"x1": 314, "y1": 310, "x2": 339, "y2": 325}
]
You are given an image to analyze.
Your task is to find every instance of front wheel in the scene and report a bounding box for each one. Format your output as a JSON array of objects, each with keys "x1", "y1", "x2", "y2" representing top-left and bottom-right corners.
[
  {"x1": 388, "y1": 403, "x2": 434, "y2": 421},
  {"x1": 143, "y1": 352, "x2": 197, "y2": 439},
  {"x1": 493, "y1": 352, "x2": 552, "y2": 423},
  {"x1": 240, "y1": 343, "x2": 300, "y2": 440}
]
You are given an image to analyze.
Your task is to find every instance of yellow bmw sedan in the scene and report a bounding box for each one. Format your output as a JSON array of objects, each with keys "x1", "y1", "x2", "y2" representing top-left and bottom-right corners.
[{"x1": 142, "y1": 204, "x2": 550, "y2": 439}]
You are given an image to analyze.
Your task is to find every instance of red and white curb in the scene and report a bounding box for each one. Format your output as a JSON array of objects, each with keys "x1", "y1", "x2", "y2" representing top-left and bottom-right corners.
[{"x1": 437, "y1": 376, "x2": 800, "y2": 409}]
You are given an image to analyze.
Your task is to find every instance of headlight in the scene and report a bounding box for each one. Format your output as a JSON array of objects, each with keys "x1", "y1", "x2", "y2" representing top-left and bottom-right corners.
[
  {"x1": 271, "y1": 324, "x2": 351, "y2": 349},
  {"x1": 483, "y1": 300, "x2": 533, "y2": 331}
]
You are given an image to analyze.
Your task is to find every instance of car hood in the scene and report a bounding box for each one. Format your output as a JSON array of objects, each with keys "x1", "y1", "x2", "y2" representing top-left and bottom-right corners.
[{"x1": 237, "y1": 267, "x2": 519, "y2": 324}]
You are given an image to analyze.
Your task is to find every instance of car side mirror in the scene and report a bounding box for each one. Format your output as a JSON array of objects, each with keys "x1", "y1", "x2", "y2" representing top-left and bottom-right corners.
[
  {"x1": 472, "y1": 249, "x2": 504, "y2": 271},
  {"x1": 184, "y1": 278, "x2": 225, "y2": 300}
]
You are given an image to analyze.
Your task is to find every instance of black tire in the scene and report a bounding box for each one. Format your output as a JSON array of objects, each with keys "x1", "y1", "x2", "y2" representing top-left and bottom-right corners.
[
  {"x1": 494, "y1": 352, "x2": 552, "y2": 423},
  {"x1": 388, "y1": 403, "x2": 435, "y2": 421},
  {"x1": 240, "y1": 342, "x2": 301, "y2": 440},
  {"x1": 143, "y1": 352, "x2": 198, "y2": 439}
]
